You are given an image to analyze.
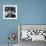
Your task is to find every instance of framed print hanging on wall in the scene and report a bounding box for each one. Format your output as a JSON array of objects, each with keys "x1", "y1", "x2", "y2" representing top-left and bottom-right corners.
[{"x1": 3, "y1": 5, "x2": 17, "y2": 19}]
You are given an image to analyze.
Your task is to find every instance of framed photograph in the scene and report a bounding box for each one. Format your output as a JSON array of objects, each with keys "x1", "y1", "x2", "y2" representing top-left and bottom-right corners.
[{"x1": 3, "y1": 5, "x2": 17, "y2": 19}]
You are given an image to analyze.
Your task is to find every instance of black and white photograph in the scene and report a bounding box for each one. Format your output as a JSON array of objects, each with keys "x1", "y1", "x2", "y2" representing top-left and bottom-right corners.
[{"x1": 3, "y1": 5, "x2": 17, "y2": 19}]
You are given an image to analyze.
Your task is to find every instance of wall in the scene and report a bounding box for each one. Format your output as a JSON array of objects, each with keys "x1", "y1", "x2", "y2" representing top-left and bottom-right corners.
[
  {"x1": 20, "y1": 0, "x2": 46, "y2": 24},
  {"x1": 0, "y1": 0, "x2": 46, "y2": 44},
  {"x1": 0, "y1": 0, "x2": 22, "y2": 44}
]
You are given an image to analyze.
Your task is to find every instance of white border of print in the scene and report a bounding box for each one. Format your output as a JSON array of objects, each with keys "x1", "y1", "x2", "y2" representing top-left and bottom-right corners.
[{"x1": 3, "y1": 5, "x2": 17, "y2": 19}]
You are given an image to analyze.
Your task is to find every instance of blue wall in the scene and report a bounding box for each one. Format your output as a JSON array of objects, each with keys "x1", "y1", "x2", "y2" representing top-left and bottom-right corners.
[
  {"x1": 20, "y1": 0, "x2": 46, "y2": 24},
  {"x1": 0, "y1": 0, "x2": 21, "y2": 44},
  {"x1": 0, "y1": 0, "x2": 46, "y2": 44}
]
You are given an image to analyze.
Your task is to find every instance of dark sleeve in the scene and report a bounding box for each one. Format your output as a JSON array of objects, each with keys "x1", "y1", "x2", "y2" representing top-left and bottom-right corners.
[{"x1": 11, "y1": 14, "x2": 16, "y2": 18}]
